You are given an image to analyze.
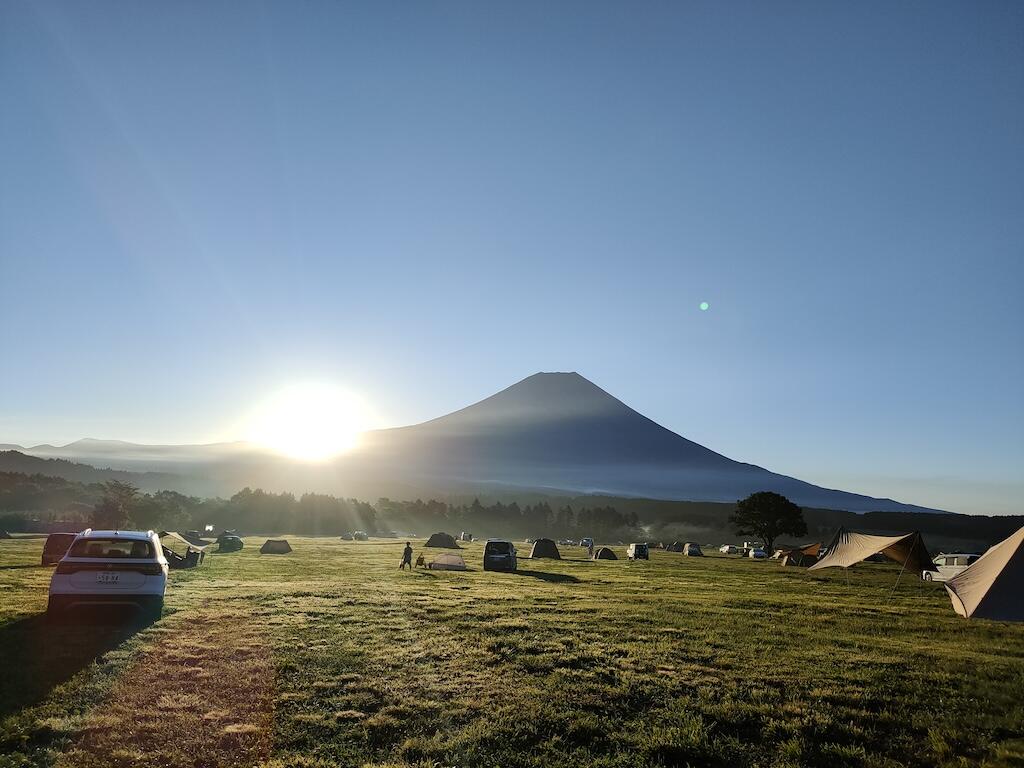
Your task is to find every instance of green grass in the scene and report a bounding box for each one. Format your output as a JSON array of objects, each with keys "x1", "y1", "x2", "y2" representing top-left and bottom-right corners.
[{"x1": 1, "y1": 536, "x2": 1022, "y2": 767}]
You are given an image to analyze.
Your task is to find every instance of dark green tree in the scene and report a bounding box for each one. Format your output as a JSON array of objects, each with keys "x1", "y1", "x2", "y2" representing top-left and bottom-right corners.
[
  {"x1": 91, "y1": 480, "x2": 139, "y2": 529},
  {"x1": 729, "y1": 491, "x2": 806, "y2": 554}
]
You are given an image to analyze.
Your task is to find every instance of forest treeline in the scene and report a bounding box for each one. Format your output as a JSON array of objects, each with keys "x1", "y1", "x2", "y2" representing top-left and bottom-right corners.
[
  {"x1": 2, "y1": 469, "x2": 1021, "y2": 549},
  {"x1": 0, "y1": 471, "x2": 639, "y2": 539}
]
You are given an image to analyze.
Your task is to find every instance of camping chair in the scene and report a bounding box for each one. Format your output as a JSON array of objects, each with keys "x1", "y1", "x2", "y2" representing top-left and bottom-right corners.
[{"x1": 415, "y1": 555, "x2": 426, "y2": 568}]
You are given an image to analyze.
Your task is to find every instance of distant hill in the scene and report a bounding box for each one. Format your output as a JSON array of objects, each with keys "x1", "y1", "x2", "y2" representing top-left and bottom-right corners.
[
  {"x1": 6, "y1": 373, "x2": 945, "y2": 513},
  {"x1": 0, "y1": 450, "x2": 186, "y2": 492}
]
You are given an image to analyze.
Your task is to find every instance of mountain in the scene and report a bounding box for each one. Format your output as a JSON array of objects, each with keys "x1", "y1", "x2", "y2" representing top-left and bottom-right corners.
[
  {"x1": 6, "y1": 373, "x2": 944, "y2": 513},
  {"x1": 0, "y1": 450, "x2": 186, "y2": 491},
  {"x1": 355, "y1": 372, "x2": 942, "y2": 513}
]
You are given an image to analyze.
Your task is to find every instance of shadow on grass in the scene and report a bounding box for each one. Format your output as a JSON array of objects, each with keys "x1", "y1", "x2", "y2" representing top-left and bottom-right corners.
[
  {"x1": 0, "y1": 564, "x2": 43, "y2": 571},
  {"x1": 0, "y1": 609, "x2": 154, "y2": 718},
  {"x1": 516, "y1": 569, "x2": 581, "y2": 584}
]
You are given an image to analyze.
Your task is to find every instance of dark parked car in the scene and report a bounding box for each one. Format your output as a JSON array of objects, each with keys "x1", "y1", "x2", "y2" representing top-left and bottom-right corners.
[
  {"x1": 483, "y1": 539, "x2": 517, "y2": 572},
  {"x1": 627, "y1": 543, "x2": 649, "y2": 560},
  {"x1": 41, "y1": 532, "x2": 78, "y2": 566}
]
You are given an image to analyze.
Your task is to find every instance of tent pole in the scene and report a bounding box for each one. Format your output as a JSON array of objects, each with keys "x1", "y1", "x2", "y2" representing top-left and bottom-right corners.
[{"x1": 889, "y1": 536, "x2": 914, "y2": 602}]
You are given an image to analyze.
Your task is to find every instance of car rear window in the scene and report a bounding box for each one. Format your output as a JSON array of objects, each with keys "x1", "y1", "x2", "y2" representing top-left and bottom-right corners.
[
  {"x1": 43, "y1": 534, "x2": 76, "y2": 553},
  {"x1": 486, "y1": 542, "x2": 511, "y2": 555},
  {"x1": 68, "y1": 538, "x2": 155, "y2": 559}
]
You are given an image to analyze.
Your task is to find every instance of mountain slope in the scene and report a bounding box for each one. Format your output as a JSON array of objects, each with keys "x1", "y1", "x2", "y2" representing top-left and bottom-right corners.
[
  {"x1": 0, "y1": 450, "x2": 186, "y2": 491},
  {"x1": 356, "y1": 372, "x2": 941, "y2": 513}
]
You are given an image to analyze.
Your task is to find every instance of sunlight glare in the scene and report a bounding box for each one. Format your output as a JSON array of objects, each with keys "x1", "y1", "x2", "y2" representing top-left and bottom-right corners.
[{"x1": 247, "y1": 383, "x2": 370, "y2": 461}]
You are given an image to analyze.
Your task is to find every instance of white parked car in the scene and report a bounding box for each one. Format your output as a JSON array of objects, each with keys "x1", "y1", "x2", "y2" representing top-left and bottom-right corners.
[
  {"x1": 923, "y1": 553, "x2": 980, "y2": 582},
  {"x1": 747, "y1": 548, "x2": 769, "y2": 559},
  {"x1": 719, "y1": 545, "x2": 738, "y2": 555},
  {"x1": 48, "y1": 529, "x2": 168, "y2": 619}
]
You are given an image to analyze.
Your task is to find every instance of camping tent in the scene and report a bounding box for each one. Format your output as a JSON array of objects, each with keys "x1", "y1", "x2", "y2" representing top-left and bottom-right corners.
[
  {"x1": 682, "y1": 543, "x2": 703, "y2": 556},
  {"x1": 260, "y1": 539, "x2": 292, "y2": 554},
  {"x1": 945, "y1": 526, "x2": 1024, "y2": 622},
  {"x1": 665, "y1": 542, "x2": 684, "y2": 553},
  {"x1": 425, "y1": 532, "x2": 458, "y2": 548},
  {"x1": 529, "y1": 538, "x2": 561, "y2": 559},
  {"x1": 808, "y1": 529, "x2": 936, "y2": 573},
  {"x1": 780, "y1": 542, "x2": 822, "y2": 567},
  {"x1": 593, "y1": 546, "x2": 618, "y2": 560},
  {"x1": 218, "y1": 535, "x2": 243, "y2": 552},
  {"x1": 429, "y1": 552, "x2": 467, "y2": 571}
]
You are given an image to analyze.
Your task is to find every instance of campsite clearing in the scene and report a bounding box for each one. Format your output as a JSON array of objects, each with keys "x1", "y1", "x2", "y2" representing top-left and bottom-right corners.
[{"x1": 1, "y1": 536, "x2": 1022, "y2": 767}]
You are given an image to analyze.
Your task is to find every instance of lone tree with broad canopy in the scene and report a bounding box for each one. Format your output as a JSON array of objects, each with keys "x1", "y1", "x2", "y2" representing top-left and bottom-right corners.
[{"x1": 729, "y1": 491, "x2": 806, "y2": 554}]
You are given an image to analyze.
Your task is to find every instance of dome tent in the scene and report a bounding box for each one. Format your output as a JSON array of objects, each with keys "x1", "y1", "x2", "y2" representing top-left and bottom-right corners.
[
  {"x1": 425, "y1": 532, "x2": 459, "y2": 548},
  {"x1": 429, "y1": 552, "x2": 467, "y2": 571},
  {"x1": 260, "y1": 539, "x2": 292, "y2": 554},
  {"x1": 529, "y1": 538, "x2": 561, "y2": 559},
  {"x1": 593, "y1": 546, "x2": 618, "y2": 560},
  {"x1": 218, "y1": 535, "x2": 244, "y2": 552},
  {"x1": 682, "y1": 543, "x2": 703, "y2": 556}
]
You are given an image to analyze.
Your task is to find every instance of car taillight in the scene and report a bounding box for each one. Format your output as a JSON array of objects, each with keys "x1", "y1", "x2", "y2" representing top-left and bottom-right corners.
[{"x1": 138, "y1": 563, "x2": 164, "y2": 575}]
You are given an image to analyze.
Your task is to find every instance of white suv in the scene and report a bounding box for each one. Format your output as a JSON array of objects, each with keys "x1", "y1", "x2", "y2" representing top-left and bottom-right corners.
[
  {"x1": 923, "y1": 553, "x2": 980, "y2": 583},
  {"x1": 48, "y1": 529, "x2": 168, "y2": 619}
]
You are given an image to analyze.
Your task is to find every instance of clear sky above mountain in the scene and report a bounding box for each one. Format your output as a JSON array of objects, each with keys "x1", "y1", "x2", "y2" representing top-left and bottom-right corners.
[{"x1": 1, "y1": 1, "x2": 1022, "y2": 514}]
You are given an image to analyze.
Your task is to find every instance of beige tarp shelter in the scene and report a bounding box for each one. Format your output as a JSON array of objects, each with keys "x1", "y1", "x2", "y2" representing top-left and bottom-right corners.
[
  {"x1": 682, "y1": 543, "x2": 703, "y2": 556},
  {"x1": 160, "y1": 531, "x2": 212, "y2": 551},
  {"x1": 945, "y1": 526, "x2": 1024, "y2": 622},
  {"x1": 780, "y1": 542, "x2": 822, "y2": 567},
  {"x1": 808, "y1": 529, "x2": 936, "y2": 573},
  {"x1": 593, "y1": 546, "x2": 617, "y2": 560},
  {"x1": 425, "y1": 532, "x2": 458, "y2": 548},
  {"x1": 529, "y1": 538, "x2": 561, "y2": 559},
  {"x1": 429, "y1": 552, "x2": 467, "y2": 571},
  {"x1": 260, "y1": 539, "x2": 292, "y2": 554}
]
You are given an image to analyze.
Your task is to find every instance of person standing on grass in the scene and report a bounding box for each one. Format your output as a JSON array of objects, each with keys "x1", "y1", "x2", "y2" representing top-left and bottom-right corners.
[{"x1": 400, "y1": 541, "x2": 413, "y2": 570}]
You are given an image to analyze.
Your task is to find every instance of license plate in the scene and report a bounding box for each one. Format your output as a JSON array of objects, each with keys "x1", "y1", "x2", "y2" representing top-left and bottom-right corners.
[{"x1": 96, "y1": 572, "x2": 120, "y2": 584}]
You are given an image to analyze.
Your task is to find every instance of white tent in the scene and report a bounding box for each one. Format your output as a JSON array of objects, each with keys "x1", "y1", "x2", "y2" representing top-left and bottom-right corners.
[
  {"x1": 429, "y1": 552, "x2": 467, "y2": 571},
  {"x1": 808, "y1": 528, "x2": 935, "y2": 573},
  {"x1": 945, "y1": 526, "x2": 1024, "y2": 622}
]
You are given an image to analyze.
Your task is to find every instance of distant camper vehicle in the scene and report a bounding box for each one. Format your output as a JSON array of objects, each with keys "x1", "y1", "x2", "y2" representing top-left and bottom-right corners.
[
  {"x1": 47, "y1": 529, "x2": 168, "y2": 618},
  {"x1": 483, "y1": 539, "x2": 517, "y2": 572},
  {"x1": 924, "y1": 553, "x2": 981, "y2": 582},
  {"x1": 627, "y1": 543, "x2": 649, "y2": 561},
  {"x1": 580, "y1": 537, "x2": 594, "y2": 549},
  {"x1": 42, "y1": 532, "x2": 78, "y2": 566}
]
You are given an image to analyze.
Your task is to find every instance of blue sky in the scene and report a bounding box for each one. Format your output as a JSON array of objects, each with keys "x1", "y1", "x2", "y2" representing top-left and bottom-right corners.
[{"x1": 1, "y1": 1, "x2": 1022, "y2": 514}]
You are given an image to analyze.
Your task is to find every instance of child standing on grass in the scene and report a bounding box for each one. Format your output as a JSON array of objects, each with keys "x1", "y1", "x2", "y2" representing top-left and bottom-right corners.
[{"x1": 400, "y1": 542, "x2": 413, "y2": 570}]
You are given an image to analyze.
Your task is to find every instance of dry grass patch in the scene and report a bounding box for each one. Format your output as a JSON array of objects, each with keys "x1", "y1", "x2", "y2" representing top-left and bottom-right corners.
[{"x1": 55, "y1": 611, "x2": 274, "y2": 768}]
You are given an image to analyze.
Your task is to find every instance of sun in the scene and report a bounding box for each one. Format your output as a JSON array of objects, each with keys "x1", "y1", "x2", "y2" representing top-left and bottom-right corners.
[{"x1": 247, "y1": 383, "x2": 370, "y2": 461}]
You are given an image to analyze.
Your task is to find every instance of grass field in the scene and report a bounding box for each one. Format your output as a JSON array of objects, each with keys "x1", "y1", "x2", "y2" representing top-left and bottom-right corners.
[{"x1": 1, "y1": 536, "x2": 1022, "y2": 768}]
